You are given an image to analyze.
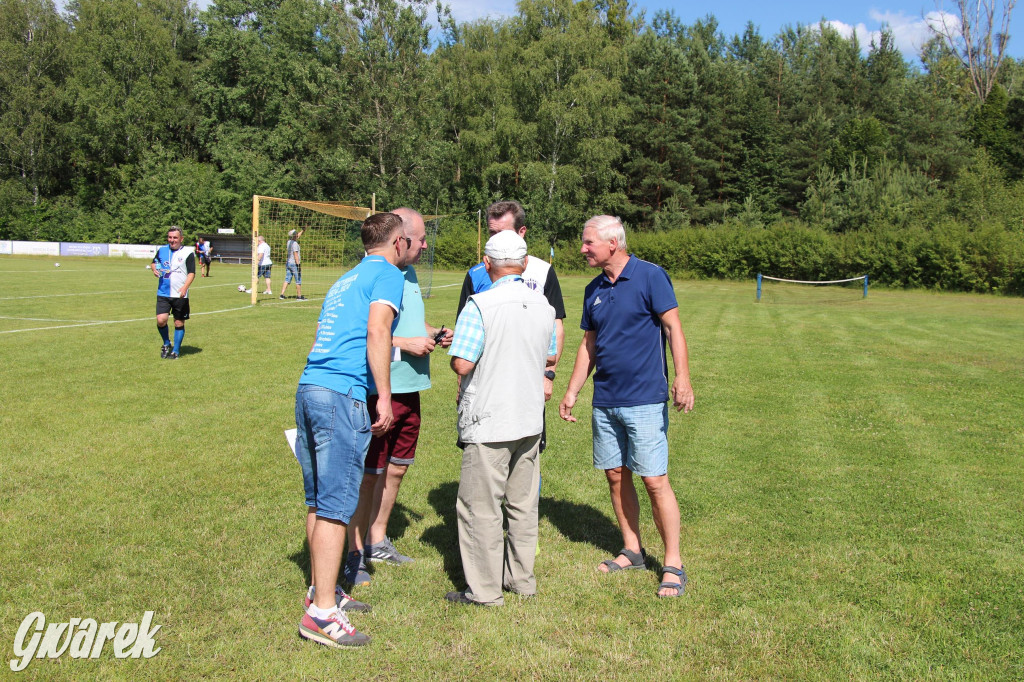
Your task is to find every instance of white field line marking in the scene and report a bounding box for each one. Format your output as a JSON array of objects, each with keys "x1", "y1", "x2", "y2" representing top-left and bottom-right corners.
[
  {"x1": 429, "y1": 283, "x2": 461, "y2": 289},
  {"x1": 0, "y1": 304, "x2": 254, "y2": 335},
  {"x1": 0, "y1": 282, "x2": 242, "y2": 300},
  {"x1": 0, "y1": 315, "x2": 87, "y2": 322}
]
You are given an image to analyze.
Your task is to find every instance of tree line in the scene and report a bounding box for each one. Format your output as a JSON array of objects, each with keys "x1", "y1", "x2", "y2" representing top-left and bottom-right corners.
[{"x1": 1, "y1": 0, "x2": 1023, "y2": 291}]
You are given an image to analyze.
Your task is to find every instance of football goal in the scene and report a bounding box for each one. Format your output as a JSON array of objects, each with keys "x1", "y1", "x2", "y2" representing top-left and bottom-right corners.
[
  {"x1": 250, "y1": 195, "x2": 452, "y2": 304},
  {"x1": 756, "y1": 273, "x2": 869, "y2": 304}
]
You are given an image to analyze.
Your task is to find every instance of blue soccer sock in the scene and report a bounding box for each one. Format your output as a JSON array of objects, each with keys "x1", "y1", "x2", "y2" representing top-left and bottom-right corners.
[
  {"x1": 158, "y1": 324, "x2": 170, "y2": 346},
  {"x1": 173, "y1": 327, "x2": 184, "y2": 354}
]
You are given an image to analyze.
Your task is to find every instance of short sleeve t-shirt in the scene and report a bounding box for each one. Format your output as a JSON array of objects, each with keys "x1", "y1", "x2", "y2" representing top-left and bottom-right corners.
[
  {"x1": 387, "y1": 266, "x2": 431, "y2": 394},
  {"x1": 298, "y1": 255, "x2": 404, "y2": 401},
  {"x1": 287, "y1": 240, "x2": 300, "y2": 264},
  {"x1": 581, "y1": 255, "x2": 678, "y2": 407},
  {"x1": 257, "y1": 242, "x2": 272, "y2": 266}
]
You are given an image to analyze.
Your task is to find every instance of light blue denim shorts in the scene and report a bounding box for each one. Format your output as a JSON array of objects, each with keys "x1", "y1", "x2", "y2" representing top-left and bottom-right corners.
[
  {"x1": 592, "y1": 402, "x2": 669, "y2": 477},
  {"x1": 285, "y1": 262, "x2": 301, "y2": 284},
  {"x1": 295, "y1": 385, "x2": 370, "y2": 522}
]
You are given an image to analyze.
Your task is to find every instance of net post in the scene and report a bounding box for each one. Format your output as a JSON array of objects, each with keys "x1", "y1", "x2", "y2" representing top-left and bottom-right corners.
[
  {"x1": 756, "y1": 273, "x2": 762, "y2": 302},
  {"x1": 251, "y1": 195, "x2": 259, "y2": 305},
  {"x1": 863, "y1": 275, "x2": 869, "y2": 298}
]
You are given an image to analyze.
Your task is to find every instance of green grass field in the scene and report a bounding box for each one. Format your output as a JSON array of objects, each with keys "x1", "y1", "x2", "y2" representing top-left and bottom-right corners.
[{"x1": 1, "y1": 255, "x2": 1022, "y2": 679}]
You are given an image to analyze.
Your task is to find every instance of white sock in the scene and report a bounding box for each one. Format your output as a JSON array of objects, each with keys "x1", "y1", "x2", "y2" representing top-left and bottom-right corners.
[{"x1": 308, "y1": 603, "x2": 337, "y2": 619}]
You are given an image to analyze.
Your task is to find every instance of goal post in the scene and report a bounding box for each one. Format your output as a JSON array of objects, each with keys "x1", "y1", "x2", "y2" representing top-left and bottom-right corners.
[
  {"x1": 250, "y1": 195, "x2": 373, "y2": 305},
  {"x1": 756, "y1": 273, "x2": 869, "y2": 303},
  {"x1": 249, "y1": 195, "x2": 467, "y2": 304}
]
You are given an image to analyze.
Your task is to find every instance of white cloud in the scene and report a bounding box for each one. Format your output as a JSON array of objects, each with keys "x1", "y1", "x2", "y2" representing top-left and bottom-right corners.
[
  {"x1": 869, "y1": 9, "x2": 939, "y2": 55},
  {"x1": 442, "y1": 0, "x2": 517, "y2": 23},
  {"x1": 825, "y1": 8, "x2": 962, "y2": 58},
  {"x1": 826, "y1": 18, "x2": 876, "y2": 49}
]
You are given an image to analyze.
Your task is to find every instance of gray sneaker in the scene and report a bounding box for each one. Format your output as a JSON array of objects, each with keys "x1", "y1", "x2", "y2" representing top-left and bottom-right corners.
[
  {"x1": 366, "y1": 536, "x2": 414, "y2": 565},
  {"x1": 343, "y1": 550, "x2": 371, "y2": 587}
]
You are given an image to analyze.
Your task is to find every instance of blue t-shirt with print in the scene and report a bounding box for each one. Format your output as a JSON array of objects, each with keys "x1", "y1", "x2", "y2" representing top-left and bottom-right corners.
[
  {"x1": 581, "y1": 255, "x2": 678, "y2": 408},
  {"x1": 298, "y1": 255, "x2": 404, "y2": 402}
]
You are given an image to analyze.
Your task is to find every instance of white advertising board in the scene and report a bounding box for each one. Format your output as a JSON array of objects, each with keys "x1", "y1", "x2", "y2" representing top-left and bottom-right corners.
[
  {"x1": 110, "y1": 244, "x2": 158, "y2": 259},
  {"x1": 12, "y1": 241, "x2": 60, "y2": 256}
]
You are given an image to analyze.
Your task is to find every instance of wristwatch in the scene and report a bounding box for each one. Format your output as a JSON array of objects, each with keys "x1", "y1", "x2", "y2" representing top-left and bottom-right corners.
[{"x1": 544, "y1": 370, "x2": 556, "y2": 381}]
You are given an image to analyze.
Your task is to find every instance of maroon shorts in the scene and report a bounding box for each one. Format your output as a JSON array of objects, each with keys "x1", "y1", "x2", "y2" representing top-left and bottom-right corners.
[{"x1": 365, "y1": 392, "x2": 421, "y2": 473}]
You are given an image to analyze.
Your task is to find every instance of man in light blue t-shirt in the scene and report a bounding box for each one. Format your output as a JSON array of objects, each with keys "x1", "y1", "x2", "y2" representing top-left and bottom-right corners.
[
  {"x1": 294, "y1": 212, "x2": 410, "y2": 648},
  {"x1": 344, "y1": 208, "x2": 453, "y2": 587}
]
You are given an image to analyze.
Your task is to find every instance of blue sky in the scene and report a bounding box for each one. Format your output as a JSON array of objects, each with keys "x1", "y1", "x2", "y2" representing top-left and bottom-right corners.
[
  {"x1": 169, "y1": 0, "x2": 1021, "y2": 60},
  {"x1": 442, "y1": 0, "x2": 1022, "y2": 60}
]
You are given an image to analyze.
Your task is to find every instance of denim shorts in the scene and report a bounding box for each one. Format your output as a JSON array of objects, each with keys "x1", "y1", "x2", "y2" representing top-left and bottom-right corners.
[
  {"x1": 285, "y1": 262, "x2": 301, "y2": 284},
  {"x1": 258, "y1": 264, "x2": 271, "y2": 278},
  {"x1": 295, "y1": 385, "x2": 370, "y2": 522},
  {"x1": 592, "y1": 403, "x2": 669, "y2": 477}
]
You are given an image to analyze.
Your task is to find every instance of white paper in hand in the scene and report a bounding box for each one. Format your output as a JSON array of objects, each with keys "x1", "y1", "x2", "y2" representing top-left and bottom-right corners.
[{"x1": 284, "y1": 428, "x2": 298, "y2": 463}]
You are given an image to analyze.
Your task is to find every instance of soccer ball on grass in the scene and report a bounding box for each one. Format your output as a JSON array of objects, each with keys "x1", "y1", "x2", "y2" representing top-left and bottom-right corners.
[{"x1": 238, "y1": 284, "x2": 246, "y2": 292}]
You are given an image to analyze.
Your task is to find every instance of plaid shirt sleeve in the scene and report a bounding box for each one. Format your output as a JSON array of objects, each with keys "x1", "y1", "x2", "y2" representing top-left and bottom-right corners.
[{"x1": 448, "y1": 300, "x2": 485, "y2": 363}]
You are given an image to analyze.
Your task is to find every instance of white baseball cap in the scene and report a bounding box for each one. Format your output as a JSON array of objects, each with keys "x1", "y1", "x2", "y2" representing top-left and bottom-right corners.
[{"x1": 484, "y1": 230, "x2": 527, "y2": 260}]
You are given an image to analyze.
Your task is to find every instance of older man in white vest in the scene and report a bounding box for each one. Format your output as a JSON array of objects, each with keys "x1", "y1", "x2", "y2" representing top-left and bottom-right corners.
[{"x1": 446, "y1": 230, "x2": 557, "y2": 606}]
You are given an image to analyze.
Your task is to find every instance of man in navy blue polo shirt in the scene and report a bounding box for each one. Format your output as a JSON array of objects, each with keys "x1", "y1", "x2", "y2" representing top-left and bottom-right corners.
[
  {"x1": 559, "y1": 215, "x2": 695, "y2": 599},
  {"x1": 294, "y1": 212, "x2": 409, "y2": 648}
]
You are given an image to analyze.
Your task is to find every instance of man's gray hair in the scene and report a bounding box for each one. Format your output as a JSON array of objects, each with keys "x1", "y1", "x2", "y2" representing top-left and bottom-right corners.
[
  {"x1": 168, "y1": 225, "x2": 183, "y2": 236},
  {"x1": 584, "y1": 215, "x2": 626, "y2": 250}
]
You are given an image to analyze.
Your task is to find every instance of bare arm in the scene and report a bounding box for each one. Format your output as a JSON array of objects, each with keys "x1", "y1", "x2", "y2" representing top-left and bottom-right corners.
[
  {"x1": 394, "y1": 336, "x2": 435, "y2": 357},
  {"x1": 543, "y1": 320, "x2": 563, "y2": 401},
  {"x1": 553, "y1": 318, "x2": 565, "y2": 366},
  {"x1": 659, "y1": 307, "x2": 694, "y2": 413},
  {"x1": 450, "y1": 356, "x2": 475, "y2": 376},
  {"x1": 558, "y1": 330, "x2": 597, "y2": 422},
  {"x1": 367, "y1": 302, "x2": 396, "y2": 434}
]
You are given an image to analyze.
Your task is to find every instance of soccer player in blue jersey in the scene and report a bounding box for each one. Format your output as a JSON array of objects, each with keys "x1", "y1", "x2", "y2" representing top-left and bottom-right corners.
[
  {"x1": 150, "y1": 227, "x2": 195, "y2": 360},
  {"x1": 294, "y1": 212, "x2": 409, "y2": 648},
  {"x1": 195, "y1": 236, "x2": 212, "y2": 277},
  {"x1": 559, "y1": 215, "x2": 695, "y2": 599}
]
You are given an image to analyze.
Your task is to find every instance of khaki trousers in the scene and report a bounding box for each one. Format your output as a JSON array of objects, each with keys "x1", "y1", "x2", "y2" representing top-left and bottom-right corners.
[{"x1": 456, "y1": 434, "x2": 541, "y2": 605}]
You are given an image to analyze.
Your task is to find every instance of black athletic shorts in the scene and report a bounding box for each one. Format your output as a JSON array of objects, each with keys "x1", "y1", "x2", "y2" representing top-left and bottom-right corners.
[{"x1": 156, "y1": 296, "x2": 190, "y2": 321}]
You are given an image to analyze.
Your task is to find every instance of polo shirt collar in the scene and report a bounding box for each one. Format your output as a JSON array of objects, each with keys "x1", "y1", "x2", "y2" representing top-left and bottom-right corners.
[{"x1": 603, "y1": 254, "x2": 638, "y2": 284}]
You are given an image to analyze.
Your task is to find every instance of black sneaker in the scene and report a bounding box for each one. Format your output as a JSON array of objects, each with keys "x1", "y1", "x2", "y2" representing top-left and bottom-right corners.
[
  {"x1": 444, "y1": 591, "x2": 486, "y2": 606},
  {"x1": 296, "y1": 296, "x2": 307, "y2": 301},
  {"x1": 279, "y1": 295, "x2": 286, "y2": 300},
  {"x1": 166, "y1": 351, "x2": 179, "y2": 360},
  {"x1": 160, "y1": 344, "x2": 171, "y2": 359}
]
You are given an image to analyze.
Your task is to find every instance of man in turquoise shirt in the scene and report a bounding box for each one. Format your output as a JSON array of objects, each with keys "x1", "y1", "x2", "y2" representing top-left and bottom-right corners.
[{"x1": 345, "y1": 208, "x2": 453, "y2": 587}]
